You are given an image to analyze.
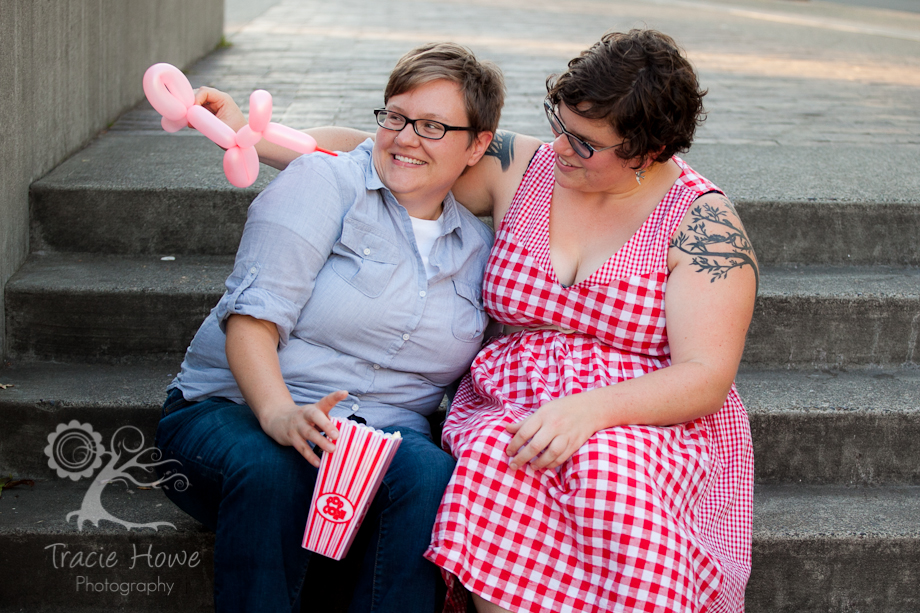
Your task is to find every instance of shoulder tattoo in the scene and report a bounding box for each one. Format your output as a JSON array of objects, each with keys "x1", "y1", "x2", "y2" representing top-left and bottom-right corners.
[
  {"x1": 485, "y1": 130, "x2": 515, "y2": 171},
  {"x1": 669, "y1": 196, "x2": 760, "y2": 291}
]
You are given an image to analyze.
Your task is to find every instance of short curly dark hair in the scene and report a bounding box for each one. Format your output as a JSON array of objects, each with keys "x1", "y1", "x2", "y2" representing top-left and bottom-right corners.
[{"x1": 546, "y1": 29, "x2": 706, "y2": 166}]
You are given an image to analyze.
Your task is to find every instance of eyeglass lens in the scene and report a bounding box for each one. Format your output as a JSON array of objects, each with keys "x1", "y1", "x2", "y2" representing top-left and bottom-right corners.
[
  {"x1": 544, "y1": 101, "x2": 593, "y2": 159},
  {"x1": 376, "y1": 110, "x2": 446, "y2": 140}
]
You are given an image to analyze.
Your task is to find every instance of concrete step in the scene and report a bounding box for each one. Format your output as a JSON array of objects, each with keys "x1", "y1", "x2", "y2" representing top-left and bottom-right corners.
[
  {"x1": 7, "y1": 254, "x2": 920, "y2": 365},
  {"x1": 3, "y1": 361, "x2": 919, "y2": 486},
  {"x1": 0, "y1": 480, "x2": 212, "y2": 612},
  {"x1": 738, "y1": 367, "x2": 920, "y2": 485},
  {"x1": 744, "y1": 265, "x2": 920, "y2": 368},
  {"x1": 29, "y1": 134, "x2": 271, "y2": 257},
  {"x1": 682, "y1": 144, "x2": 920, "y2": 268},
  {"x1": 747, "y1": 484, "x2": 920, "y2": 613},
  {"x1": 1, "y1": 477, "x2": 918, "y2": 612},
  {"x1": 0, "y1": 360, "x2": 175, "y2": 480},
  {"x1": 30, "y1": 134, "x2": 920, "y2": 265},
  {"x1": 5, "y1": 253, "x2": 230, "y2": 361}
]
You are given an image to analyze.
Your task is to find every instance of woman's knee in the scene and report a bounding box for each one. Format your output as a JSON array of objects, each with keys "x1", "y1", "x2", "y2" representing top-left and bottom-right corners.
[
  {"x1": 384, "y1": 430, "x2": 455, "y2": 508},
  {"x1": 224, "y1": 435, "x2": 318, "y2": 502}
]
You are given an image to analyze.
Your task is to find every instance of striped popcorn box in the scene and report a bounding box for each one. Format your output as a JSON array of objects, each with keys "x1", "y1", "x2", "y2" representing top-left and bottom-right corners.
[{"x1": 302, "y1": 417, "x2": 402, "y2": 560}]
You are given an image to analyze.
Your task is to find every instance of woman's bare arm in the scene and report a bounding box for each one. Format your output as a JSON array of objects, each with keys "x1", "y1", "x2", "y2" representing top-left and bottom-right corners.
[
  {"x1": 225, "y1": 314, "x2": 346, "y2": 467},
  {"x1": 194, "y1": 87, "x2": 372, "y2": 169}
]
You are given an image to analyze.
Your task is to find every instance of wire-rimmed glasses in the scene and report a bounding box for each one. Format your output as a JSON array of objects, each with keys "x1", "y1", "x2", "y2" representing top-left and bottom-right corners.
[{"x1": 543, "y1": 98, "x2": 622, "y2": 159}]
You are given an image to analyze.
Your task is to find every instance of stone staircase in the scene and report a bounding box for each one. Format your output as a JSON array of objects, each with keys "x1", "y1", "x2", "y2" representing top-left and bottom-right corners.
[{"x1": 1, "y1": 127, "x2": 919, "y2": 611}]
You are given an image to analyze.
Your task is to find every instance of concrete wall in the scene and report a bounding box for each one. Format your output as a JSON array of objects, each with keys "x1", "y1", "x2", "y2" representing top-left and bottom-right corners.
[{"x1": 0, "y1": 0, "x2": 223, "y2": 357}]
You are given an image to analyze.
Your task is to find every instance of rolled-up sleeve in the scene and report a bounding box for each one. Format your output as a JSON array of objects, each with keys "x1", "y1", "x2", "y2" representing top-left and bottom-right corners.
[{"x1": 214, "y1": 155, "x2": 349, "y2": 346}]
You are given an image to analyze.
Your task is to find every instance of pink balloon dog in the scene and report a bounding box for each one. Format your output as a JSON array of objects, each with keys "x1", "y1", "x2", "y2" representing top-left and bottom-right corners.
[{"x1": 143, "y1": 63, "x2": 336, "y2": 188}]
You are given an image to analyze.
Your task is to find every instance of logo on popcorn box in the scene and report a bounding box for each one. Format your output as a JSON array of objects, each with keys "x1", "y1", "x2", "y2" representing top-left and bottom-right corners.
[{"x1": 316, "y1": 493, "x2": 355, "y2": 523}]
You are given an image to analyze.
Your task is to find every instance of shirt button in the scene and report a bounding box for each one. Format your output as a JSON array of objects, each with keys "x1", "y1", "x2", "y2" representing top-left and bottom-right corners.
[
  {"x1": 351, "y1": 404, "x2": 359, "y2": 412},
  {"x1": 249, "y1": 266, "x2": 257, "y2": 274},
  {"x1": 373, "y1": 364, "x2": 381, "y2": 370},
  {"x1": 419, "y1": 290, "x2": 426, "y2": 297},
  {"x1": 363, "y1": 248, "x2": 371, "y2": 255},
  {"x1": 402, "y1": 333, "x2": 410, "y2": 341}
]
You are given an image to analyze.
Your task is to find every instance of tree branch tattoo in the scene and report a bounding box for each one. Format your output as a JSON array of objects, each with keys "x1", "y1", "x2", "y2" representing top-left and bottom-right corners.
[
  {"x1": 669, "y1": 198, "x2": 759, "y2": 291},
  {"x1": 485, "y1": 130, "x2": 515, "y2": 171}
]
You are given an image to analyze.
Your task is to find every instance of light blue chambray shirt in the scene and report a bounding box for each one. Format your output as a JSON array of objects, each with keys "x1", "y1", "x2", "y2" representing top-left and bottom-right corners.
[{"x1": 171, "y1": 140, "x2": 494, "y2": 435}]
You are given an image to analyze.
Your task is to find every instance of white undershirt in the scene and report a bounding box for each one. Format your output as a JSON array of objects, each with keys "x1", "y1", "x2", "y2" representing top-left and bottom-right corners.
[{"x1": 410, "y1": 214, "x2": 444, "y2": 279}]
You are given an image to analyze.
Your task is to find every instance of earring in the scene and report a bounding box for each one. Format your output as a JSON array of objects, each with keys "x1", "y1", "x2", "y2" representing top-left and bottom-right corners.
[{"x1": 635, "y1": 168, "x2": 646, "y2": 185}]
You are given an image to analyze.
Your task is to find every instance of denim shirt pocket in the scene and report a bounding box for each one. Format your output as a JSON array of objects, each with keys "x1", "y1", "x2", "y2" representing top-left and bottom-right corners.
[
  {"x1": 451, "y1": 279, "x2": 487, "y2": 342},
  {"x1": 331, "y1": 217, "x2": 400, "y2": 298}
]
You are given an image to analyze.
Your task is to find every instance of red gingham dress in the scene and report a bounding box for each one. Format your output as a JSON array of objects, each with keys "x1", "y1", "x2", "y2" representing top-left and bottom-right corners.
[{"x1": 425, "y1": 144, "x2": 753, "y2": 613}]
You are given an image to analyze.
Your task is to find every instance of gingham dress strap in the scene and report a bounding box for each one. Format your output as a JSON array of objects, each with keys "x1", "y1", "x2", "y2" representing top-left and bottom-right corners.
[
  {"x1": 659, "y1": 155, "x2": 725, "y2": 241},
  {"x1": 499, "y1": 144, "x2": 557, "y2": 276}
]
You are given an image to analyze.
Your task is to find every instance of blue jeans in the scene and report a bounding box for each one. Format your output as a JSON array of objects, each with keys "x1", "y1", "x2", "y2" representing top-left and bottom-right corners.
[{"x1": 155, "y1": 390, "x2": 455, "y2": 613}]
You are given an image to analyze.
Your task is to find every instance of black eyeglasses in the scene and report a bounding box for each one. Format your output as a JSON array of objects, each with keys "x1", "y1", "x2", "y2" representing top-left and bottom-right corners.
[
  {"x1": 373, "y1": 109, "x2": 474, "y2": 140},
  {"x1": 543, "y1": 98, "x2": 622, "y2": 159}
]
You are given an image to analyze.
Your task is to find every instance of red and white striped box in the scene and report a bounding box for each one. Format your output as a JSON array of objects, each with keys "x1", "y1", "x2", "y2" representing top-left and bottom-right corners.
[{"x1": 302, "y1": 417, "x2": 402, "y2": 560}]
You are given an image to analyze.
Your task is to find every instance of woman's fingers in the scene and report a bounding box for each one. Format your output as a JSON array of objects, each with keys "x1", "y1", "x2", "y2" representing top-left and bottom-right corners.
[
  {"x1": 292, "y1": 436, "x2": 323, "y2": 468},
  {"x1": 529, "y1": 437, "x2": 570, "y2": 471},
  {"x1": 310, "y1": 390, "x2": 346, "y2": 439},
  {"x1": 293, "y1": 391, "x2": 348, "y2": 461},
  {"x1": 505, "y1": 415, "x2": 538, "y2": 458},
  {"x1": 316, "y1": 390, "x2": 348, "y2": 415},
  {"x1": 192, "y1": 86, "x2": 247, "y2": 131},
  {"x1": 507, "y1": 419, "x2": 556, "y2": 470},
  {"x1": 505, "y1": 402, "x2": 586, "y2": 470}
]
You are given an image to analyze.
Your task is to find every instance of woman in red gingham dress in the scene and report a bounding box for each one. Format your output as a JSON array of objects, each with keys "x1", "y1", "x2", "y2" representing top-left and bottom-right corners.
[{"x1": 425, "y1": 30, "x2": 758, "y2": 613}]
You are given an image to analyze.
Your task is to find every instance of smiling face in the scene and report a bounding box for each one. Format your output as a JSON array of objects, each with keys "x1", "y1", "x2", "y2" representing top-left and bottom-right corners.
[
  {"x1": 373, "y1": 79, "x2": 491, "y2": 219},
  {"x1": 550, "y1": 102, "x2": 638, "y2": 195}
]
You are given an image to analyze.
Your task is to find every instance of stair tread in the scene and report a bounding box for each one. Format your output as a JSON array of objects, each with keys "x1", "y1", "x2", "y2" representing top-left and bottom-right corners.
[
  {"x1": 0, "y1": 480, "x2": 203, "y2": 534},
  {"x1": 3, "y1": 477, "x2": 919, "y2": 539},
  {"x1": 737, "y1": 367, "x2": 920, "y2": 414},
  {"x1": 11, "y1": 253, "x2": 920, "y2": 298},
  {"x1": 30, "y1": 134, "x2": 277, "y2": 192},
  {"x1": 754, "y1": 484, "x2": 920, "y2": 538},
  {"x1": 0, "y1": 360, "x2": 175, "y2": 408},
  {"x1": 759, "y1": 265, "x2": 920, "y2": 298},
  {"x1": 32, "y1": 134, "x2": 920, "y2": 206},
  {"x1": 8, "y1": 252, "x2": 232, "y2": 294},
  {"x1": 2, "y1": 361, "x2": 919, "y2": 485},
  {"x1": 3, "y1": 361, "x2": 917, "y2": 414}
]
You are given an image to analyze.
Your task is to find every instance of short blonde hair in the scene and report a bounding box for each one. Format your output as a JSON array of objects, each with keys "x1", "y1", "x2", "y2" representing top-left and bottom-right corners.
[{"x1": 385, "y1": 43, "x2": 505, "y2": 145}]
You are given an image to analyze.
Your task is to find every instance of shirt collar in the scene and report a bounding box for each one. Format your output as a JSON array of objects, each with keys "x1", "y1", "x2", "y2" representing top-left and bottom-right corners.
[{"x1": 362, "y1": 139, "x2": 464, "y2": 239}]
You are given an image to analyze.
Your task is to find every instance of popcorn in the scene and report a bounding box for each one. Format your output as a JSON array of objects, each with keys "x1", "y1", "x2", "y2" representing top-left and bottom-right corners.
[{"x1": 302, "y1": 417, "x2": 402, "y2": 560}]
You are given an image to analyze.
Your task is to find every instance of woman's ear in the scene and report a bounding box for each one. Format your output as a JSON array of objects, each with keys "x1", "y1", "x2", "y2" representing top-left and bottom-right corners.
[
  {"x1": 644, "y1": 146, "x2": 668, "y2": 168},
  {"x1": 466, "y1": 131, "x2": 494, "y2": 166},
  {"x1": 630, "y1": 146, "x2": 666, "y2": 171}
]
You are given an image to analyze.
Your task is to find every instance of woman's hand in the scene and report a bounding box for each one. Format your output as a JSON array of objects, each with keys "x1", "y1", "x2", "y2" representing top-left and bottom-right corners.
[
  {"x1": 505, "y1": 394, "x2": 601, "y2": 471},
  {"x1": 258, "y1": 391, "x2": 347, "y2": 467},
  {"x1": 193, "y1": 86, "x2": 247, "y2": 132},
  {"x1": 226, "y1": 314, "x2": 347, "y2": 467}
]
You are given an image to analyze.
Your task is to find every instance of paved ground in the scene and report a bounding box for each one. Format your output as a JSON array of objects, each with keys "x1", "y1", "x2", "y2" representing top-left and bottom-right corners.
[
  {"x1": 117, "y1": 0, "x2": 920, "y2": 147},
  {"x1": 112, "y1": 0, "x2": 920, "y2": 208}
]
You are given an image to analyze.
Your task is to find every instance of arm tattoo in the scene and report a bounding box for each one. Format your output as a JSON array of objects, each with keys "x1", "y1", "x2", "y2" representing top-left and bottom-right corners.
[
  {"x1": 485, "y1": 130, "x2": 515, "y2": 171},
  {"x1": 669, "y1": 200, "x2": 760, "y2": 292},
  {"x1": 716, "y1": 195, "x2": 740, "y2": 217}
]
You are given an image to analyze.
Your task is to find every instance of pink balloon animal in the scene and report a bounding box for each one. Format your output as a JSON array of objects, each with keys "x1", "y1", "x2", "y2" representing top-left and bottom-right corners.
[{"x1": 143, "y1": 63, "x2": 336, "y2": 188}]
